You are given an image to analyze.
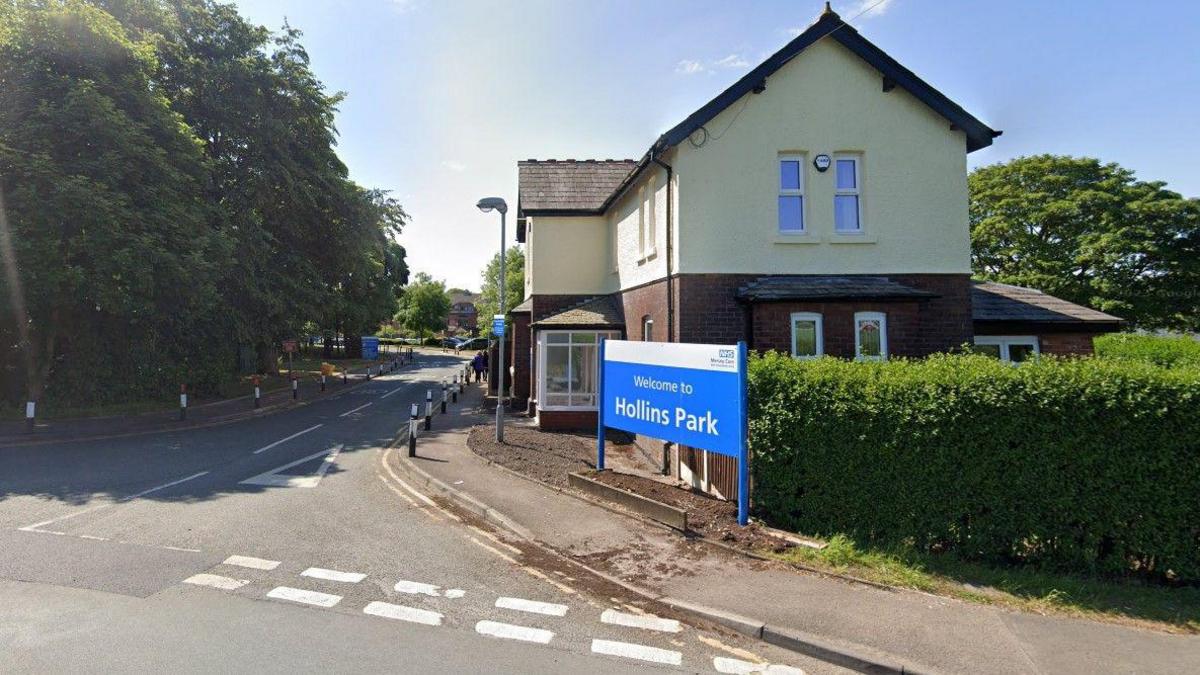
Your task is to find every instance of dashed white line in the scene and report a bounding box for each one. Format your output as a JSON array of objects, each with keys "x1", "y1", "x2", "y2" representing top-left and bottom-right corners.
[
  {"x1": 223, "y1": 555, "x2": 281, "y2": 570},
  {"x1": 379, "y1": 387, "x2": 405, "y2": 399},
  {"x1": 252, "y1": 424, "x2": 323, "y2": 454},
  {"x1": 474, "y1": 620, "x2": 554, "y2": 644},
  {"x1": 183, "y1": 574, "x2": 248, "y2": 591},
  {"x1": 266, "y1": 586, "x2": 342, "y2": 608},
  {"x1": 393, "y1": 579, "x2": 441, "y2": 596},
  {"x1": 444, "y1": 589, "x2": 466, "y2": 599},
  {"x1": 600, "y1": 609, "x2": 682, "y2": 633},
  {"x1": 19, "y1": 470, "x2": 209, "y2": 531},
  {"x1": 302, "y1": 567, "x2": 366, "y2": 583},
  {"x1": 591, "y1": 639, "x2": 682, "y2": 666},
  {"x1": 495, "y1": 596, "x2": 569, "y2": 617},
  {"x1": 239, "y1": 446, "x2": 342, "y2": 488},
  {"x1": 338, "y1": 402, "x2": 373, "y2": 418},
  {"x1": 364, "y1": 601, "x2": 443, "y2": 626},
  {"x1": 713, "y1": 657, "x2": 806, "y2": 674}
]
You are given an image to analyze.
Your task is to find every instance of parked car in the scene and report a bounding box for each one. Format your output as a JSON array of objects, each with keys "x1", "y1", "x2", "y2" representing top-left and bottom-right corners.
[
  {"x1": 440, "y1": 337, "x2": 464, "y2": 349},
  {"x1": 456, "y1": 337, "x2": 490, "y2": 351}
]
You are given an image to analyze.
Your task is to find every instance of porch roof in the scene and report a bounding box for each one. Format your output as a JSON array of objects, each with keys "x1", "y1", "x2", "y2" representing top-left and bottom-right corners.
[
  {"x1": 532, "y1": 296, "x2": 624, "y2": 328},
  {"x1": 971, "y1": 281, "x2": 1122, "y2": 326}
]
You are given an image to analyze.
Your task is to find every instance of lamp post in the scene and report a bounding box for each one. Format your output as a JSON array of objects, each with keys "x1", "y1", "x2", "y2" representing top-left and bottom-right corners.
[{"x1": 477, "y1": 197, "x2": 508, "y2": 443}]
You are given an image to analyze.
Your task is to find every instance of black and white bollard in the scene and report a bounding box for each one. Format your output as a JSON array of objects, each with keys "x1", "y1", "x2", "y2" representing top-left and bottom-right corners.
[
  {"x1": 179, "y1": 384, "x2": 188, "y2": 421},
  {"x1": 441, "y1": 380, "x2": 448, "y2": 414},
  {"x1": 342, "y1": 369, "x2": 347, "y2": 385},
  {"x1": 408, "y1": 403, "x2": 419, "y2": 457},
  {"x1": 366, "y1": 365, "x2": 371, "y2": 381},
  {"x1": 25, "y1": 400, "x2": 35, "y2": 433},
  {"x1": 452, "y1": 375, "x2": 458, "y2": 403},
  {"x1": 424, "y1": 390, "x2": 433, "y2": 431},
  {"x1": 253, "y1": 376, "x2": 261, "y2": 409},
  {"x1": 291, "y1": 375, "x2": 298, "y2": 400},
  {"x1": 321, "y1": 374, "x2": 326, "y2": 392}
]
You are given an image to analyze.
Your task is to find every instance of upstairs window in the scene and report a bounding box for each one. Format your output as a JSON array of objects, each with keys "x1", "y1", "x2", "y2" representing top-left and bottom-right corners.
[
  {"x1": 778, "y1": 155, "x2": 805, "y2": 233},
  {"x1": 834, "y1": 155, "x2": 862, "y2": 232},
  {"x1": 645, "y1": 175, "x2": 657, "y2": 257},
  {"x1": 790, "y1": 312, "x2": 823, "y2": 359},
  {"x1": 854, "y1": 311, "x2": 887, "y2": 360}
]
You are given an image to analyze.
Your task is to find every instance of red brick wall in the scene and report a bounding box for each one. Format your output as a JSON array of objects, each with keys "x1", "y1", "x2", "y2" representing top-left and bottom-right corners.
[
  {"x1": 1039, "y1": 332, "x2": 1097, "y2": 356},
  {"x1": 618, "y1": 280, "x2": 669, "y2": 342},
  {"x1": 510, "y1": 312, "x2": 532, "y2": 408},
  {"x1": 674, "y1": 273, "x2": 973, "y2": 357},
  {"x1": 539, "y1": 409, "x2": 597, "y2": 431}
]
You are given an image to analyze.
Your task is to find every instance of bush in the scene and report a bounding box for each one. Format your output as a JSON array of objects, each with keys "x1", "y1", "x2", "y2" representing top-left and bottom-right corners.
[
  {"x1": 748, "y1": 352, "x2": 1200, "y2": 582},
  {"x1": 1095, "y1": 333, "x2": 1200, "y2": 368}
]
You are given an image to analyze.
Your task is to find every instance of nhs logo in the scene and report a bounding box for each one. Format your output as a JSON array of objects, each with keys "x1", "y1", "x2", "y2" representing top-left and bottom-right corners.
[{"x1": 719, "y1": 349, "x2": 736, "y2": 359}]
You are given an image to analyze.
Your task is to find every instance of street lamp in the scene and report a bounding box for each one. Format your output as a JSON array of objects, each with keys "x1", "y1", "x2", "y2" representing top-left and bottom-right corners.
[{"x1": 477, "y1": 197, "x2": 508, "y2": 442}]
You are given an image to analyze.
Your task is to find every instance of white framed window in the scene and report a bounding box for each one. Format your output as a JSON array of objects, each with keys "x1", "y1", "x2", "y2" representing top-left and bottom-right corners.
[
  {"x1": 854, "y1": 311, "x2": 887, "y2": 360},
  {"x1": 834, "y1": 155, "x2": 862, "y2": 233},
  {"x1": 609, "y1": 213, "x2": 618, "y2": 272},
  {"x1": 790, "y1": 312, "x2": 823, "y2": 359},
  {"x1": 538, "y1": 330, "x2": 621, "y2": 410},
  {"x1": 637, "y1": 185, "x2": 646, "y2": 258},
  {"x1": 642, "y1": 316, "x2": 654, "y2": 341},
  {"x1": 778, "y1": 154, "x2": 805, "y2": 233},
  {"x1": 974, "y1": 336, "x2": 1039, "y2": 363},
  {"x1": 645, "y1": 174, "x2": 657, "y2": 257}
]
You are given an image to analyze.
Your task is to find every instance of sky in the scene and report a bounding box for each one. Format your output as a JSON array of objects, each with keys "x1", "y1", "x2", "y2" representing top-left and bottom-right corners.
[{"x1": 230, "y1": 0, "x2": 1200, "y2": 291}]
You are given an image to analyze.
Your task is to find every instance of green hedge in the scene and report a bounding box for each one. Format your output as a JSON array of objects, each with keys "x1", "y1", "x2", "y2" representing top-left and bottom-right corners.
[
  {"x1": 748, "y1": 352, "x2": 1200, "y2": 582},
  {"x1": 1095, "y1": 333, "x2": 1200, "y2": 368}
]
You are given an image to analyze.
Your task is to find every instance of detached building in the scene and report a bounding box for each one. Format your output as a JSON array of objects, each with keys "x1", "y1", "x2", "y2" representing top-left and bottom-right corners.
[{"x1": 508, "y1": 5, "x2": 1119, "y2": 449}]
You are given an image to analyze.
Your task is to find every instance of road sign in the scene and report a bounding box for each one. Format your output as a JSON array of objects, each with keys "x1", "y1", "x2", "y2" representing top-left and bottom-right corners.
[
  {"x1": 597, "y1": 339, "x2": 749, "y2": 524},
  {"x1": 492, "y1": 314, "x2": 506, "y2": 337},
  {"x1": 282, "y1": 339, "x2": 298, "y2": 354}
]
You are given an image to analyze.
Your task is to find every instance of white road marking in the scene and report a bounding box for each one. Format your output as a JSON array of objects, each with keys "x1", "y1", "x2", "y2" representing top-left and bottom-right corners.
[
  {"x1": 393, "y1": 579, "x2": 441, "y2": 596},
  {"x1": 591, "y1": 639, "x2": 682, "y2": 666},
  {"x1": 379, "y1": 387, "x2": 405, "y2": 399},
  {"x1": 338, "y1": 402, "x2": 373, "y2": 418},
  {"x1": 239, "y1": 446, "x2": 342, "y2": 488},
  {"x1": 444, "y1": 589, "x2": 466, "y2": 599},
  {"x1": 223, "y1": 555, "x2": 281, "y2": 570},
  {"x1": 474, "y1": 620, "x2": 554, "y2": 644},
  {"x1": 600, "y1": 609, "x2": 682, "y2": 633},
  {"x1": 266, "y1": 586, "x2": 341, "y2": 608},
  {"x1": 301, "y1": 567, "x2": 366, "y2": 583},
  {"x1": 252, "y1": 424, "x2": 323, "y2": 454},
  {"x1": 364, "y1": 601, "x2": 443, "y2": 626},
  {"x1": 713, "y1": 657, "x2": 805, "y2": 674},
  {"x1": 19, "y1": 470, "x2": 209, "y2": 532},
  {"x1": 495, "y1": 596, "x2": 569, "y2": 617},
  {"x1": 183, "y1": 573, "x2": 248, "y2": 591}
]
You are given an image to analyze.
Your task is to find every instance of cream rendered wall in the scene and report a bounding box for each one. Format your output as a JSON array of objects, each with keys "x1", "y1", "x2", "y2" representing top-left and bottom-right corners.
[
  {"x1": 674, "y1": 37, "x2": 972, "y2": 275},
  {"x1": 525, "y1": 215, "x2": 613, "y2": 295},
  {"x1": 609, "y1": 163, "x2": 675, "y2": 291}
]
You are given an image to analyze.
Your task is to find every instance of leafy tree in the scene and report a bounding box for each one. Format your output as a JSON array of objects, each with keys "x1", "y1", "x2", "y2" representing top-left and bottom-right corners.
[
  {"x1": 396, "y1": 273, "x2": 450, "y2": 339},
  {"x1": 476, "y1": 246, "x2": 525, "y2": 324},
  {"x1": 970, "y1": 155, "x2": 1200, "y2": 331}
]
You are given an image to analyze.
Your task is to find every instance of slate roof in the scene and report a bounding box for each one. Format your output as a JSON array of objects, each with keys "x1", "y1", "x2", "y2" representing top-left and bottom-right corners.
[
  {"x1": 972, "y1": 282, "x2": 1122, "y2": 325},
  {"x1": 509, "y1": 297, "x2": 533, "y2": 314},
  {"x1": 736, "y1": 276, "x2": 938, "y2": 302},
  {"x1": 517, "y1": 160, "x2": 637, "y2": 214},
  {"x1": 532, "y1": 296, "x2": 625, "y2": 327}
]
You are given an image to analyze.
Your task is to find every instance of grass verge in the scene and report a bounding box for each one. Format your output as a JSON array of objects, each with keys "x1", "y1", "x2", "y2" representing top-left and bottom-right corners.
[{"x1": 763, "y1": 534, "x2": 1200, "y2": 634}]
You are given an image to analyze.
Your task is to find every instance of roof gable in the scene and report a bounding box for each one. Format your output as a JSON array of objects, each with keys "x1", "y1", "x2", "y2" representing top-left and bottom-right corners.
[
  {"x1": 661, "y1": 7, "x2": 1000, "y2": 154},
  {"x1": 517, "y1": 159, "x2": 637, "y2": 215}
]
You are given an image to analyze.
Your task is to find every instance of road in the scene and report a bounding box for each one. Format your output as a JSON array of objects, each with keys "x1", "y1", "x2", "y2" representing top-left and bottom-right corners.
[{"x1": 0, "y1": 353, "x2": 838, "y2": 674}]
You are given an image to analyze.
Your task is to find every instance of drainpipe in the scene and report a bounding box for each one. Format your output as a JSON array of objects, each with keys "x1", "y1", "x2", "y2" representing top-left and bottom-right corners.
[{"x1": 651, "y1": 151, "x2": 674, "y2": 341}]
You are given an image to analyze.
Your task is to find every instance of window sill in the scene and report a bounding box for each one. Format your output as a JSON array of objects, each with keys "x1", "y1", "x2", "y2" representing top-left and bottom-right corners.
[
  {"x1": 830, "y1": 232, "x2": 877, "y2": 244},
  {"x1": 773, "y1": 233, "x2": 821, "y2": 245},
  {"x1": 637, "y1": 248, "x2": 658, "y2": 264},
  {"x1": 538, "y1": 405, "x2": 599, "y2": 412}
]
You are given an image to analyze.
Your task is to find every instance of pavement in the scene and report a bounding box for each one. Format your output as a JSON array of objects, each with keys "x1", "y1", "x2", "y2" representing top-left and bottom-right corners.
[
  {"x1": 399, "y1": 385, "x2": 1200, "y2": 675},
  {"x1": 0, "y1": 348, "x2": 416, "y2": 447},
  {"x1": 0, "y1": 351, "x2": 835, "y2": 674}
]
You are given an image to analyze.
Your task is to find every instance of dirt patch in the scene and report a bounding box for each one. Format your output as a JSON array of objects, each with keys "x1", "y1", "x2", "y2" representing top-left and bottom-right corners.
[
  {"x1": 584, "y1": 470, "x2": 798, "y2": 554},
  {"x1": 466, "y1": 424, "x2": 651, "y2": 489}
]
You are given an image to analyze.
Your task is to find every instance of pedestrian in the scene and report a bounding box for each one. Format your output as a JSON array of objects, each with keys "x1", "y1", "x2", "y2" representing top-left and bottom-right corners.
[
  {"x1": 472, "y1": 352, "x2": 484, "y2": 383},
  {"x1": 481, "y1": 349, "x2": 489, "y2": 382}
]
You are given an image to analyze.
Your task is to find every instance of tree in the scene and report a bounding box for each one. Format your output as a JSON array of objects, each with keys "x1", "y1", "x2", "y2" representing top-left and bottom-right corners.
[
  {"x1": 970, "y1": 155, "x2": 1200, "y2": 331},
  {"x1": 396, "y1": 273, "x2": 450, "y2": 339},
  {"x1": 476, "y1": 246, "x2": 525, "y2": 325}
]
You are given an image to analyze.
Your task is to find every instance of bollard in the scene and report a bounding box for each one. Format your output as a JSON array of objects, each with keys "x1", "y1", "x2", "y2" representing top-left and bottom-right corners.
[
  {"x1": 342, "y1": 368, "x2": 347, "y2": 385},
  {"x1": 441, "y1": 380, "x2": 448, "y2": 414},
  {"x1": 408, "y1": 403, "x2": 419, "y2": 456},
  {"x1": 25, "y1": 400, "x2": 35, "y2": 433},
  {"x1": 366, "y1": 365, "x2": 371, "y2": 381},
  {"x1": 321, "y1": 374, "x2": 326, "y2": 392},
  {"x1": 291, "y1": 375, "x2": 298, "y2": 400},
  {"x1": 253, "y1": 376, "x2": 261, "y2": 409},
  {"x1": 424, "y1": 390, "x2": 432, "y2": 431},
  {"x1": 179, "y1": 384, "x2": 188, "y2": 421},
  {"x1": 452, "y1": 375, "x2": 458, "y2": 403}
]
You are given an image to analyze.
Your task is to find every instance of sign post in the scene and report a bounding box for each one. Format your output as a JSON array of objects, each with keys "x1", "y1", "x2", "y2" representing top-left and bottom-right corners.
[{"x1": 597, "y1": 339, "x2": 750, "y2": 525}]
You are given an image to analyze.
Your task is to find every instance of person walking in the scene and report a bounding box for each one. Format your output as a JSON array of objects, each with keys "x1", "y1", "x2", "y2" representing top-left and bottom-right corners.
[
  {"x1": 480, "y1": 349, "x2": 489, "y2": 382},
  {"x1": 472, "y1": 352, "x2": 484, "y2": 383}
]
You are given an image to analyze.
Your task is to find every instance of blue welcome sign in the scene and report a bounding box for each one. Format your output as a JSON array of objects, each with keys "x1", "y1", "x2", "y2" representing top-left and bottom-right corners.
[{"x1": 597, "y1": 339, "x2": 750, "y2": 525}]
